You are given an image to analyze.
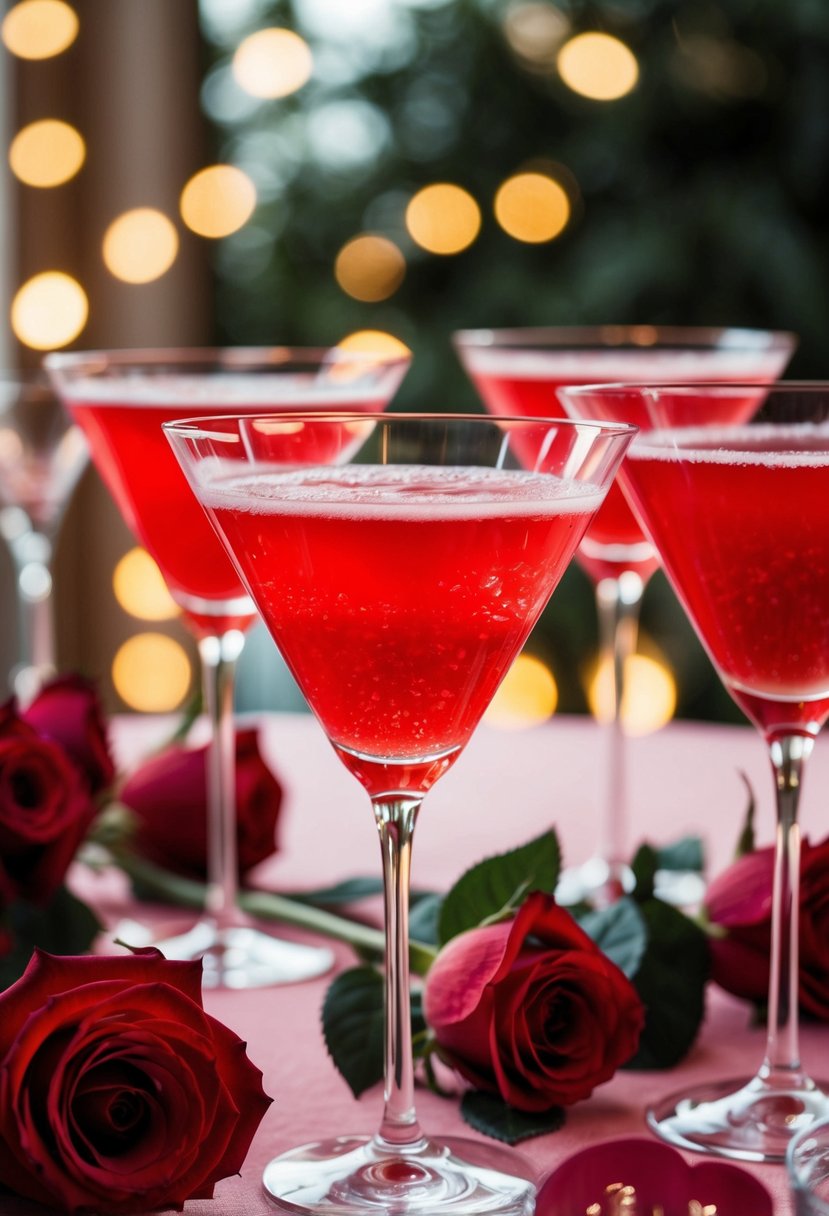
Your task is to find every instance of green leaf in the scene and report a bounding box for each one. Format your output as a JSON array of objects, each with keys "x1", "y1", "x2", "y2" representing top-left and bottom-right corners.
[
  {"x1": 408, "y1": 893, "x2": 443, "y2": 946},
  {"x1": 657, "y1": 836, "x2": 704, "y2": 874},
  {"x1": 322, "y1": 966, "x2": 385, "y2": 1097},
  {"x1": 631, "y1": 843, "x2": 658, "y2": 901},
  {"x1": 625, "y1": 898, "x2": 710, "y2": 1070},
  {"x1": 437, "y1": 831, "x2": 560, "y2": 946},
  {"x1": 577, "y1": 897, "x2": 647, "y2": 979},
  {"x1": 0, "y1": 887, "x2": 102, "y2": 993},
  {"x1": 284, "y1": 877, "x2": 384, "y2": 905},
  {"x1": 460, "y1": 1091, "x2": 565, "y2": 1144}
]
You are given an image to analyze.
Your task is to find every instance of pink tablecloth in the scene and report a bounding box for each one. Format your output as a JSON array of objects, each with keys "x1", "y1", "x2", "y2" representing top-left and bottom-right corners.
[{"x1": 10, "y1": 713, "x2": 829, "y2": 1214}]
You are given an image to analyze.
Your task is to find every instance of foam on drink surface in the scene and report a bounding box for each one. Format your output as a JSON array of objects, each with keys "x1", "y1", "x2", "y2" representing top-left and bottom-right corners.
[
  {"x1": 200, "y1": 463, "x2": 604, "y2": 520},
  {"x1": 463, "y1": 347, "x2": 787, "y2": 381},
  {"x1": 630, "y1": 422, "x2": 829, "y2": 467},
  {"x1": 62, "y1": 373, "x2": 387, "y2": 408}
]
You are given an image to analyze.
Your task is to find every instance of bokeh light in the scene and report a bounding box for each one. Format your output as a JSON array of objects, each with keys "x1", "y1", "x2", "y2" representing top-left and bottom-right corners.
[
  {"x1": 113, "y1": 548, "x2": 180, "y2": 621},
  {"x1": 588, "y1": 651, "x2": 677, "y2": 736},
  {"x1": 11, "y1": 271, "x2": 88, "y2": 350},
  {"x1": 405, "y1": 183, "x2": 481, "y2": 255},
  {"x1": 102, "y1": 208, "x2": 179, "y2": 284},
  {"x1": 180, "y1": 165, "x2": 257, "y2": 238},
  {"x1": 2, "y1": 0, "x2": 78, "y2": 59},
  {"x1": 337, "y1": 330, "x2": 411, "y2": 357},
  {"x1": 557, "y1": 32, "x2": 639, "y2": 101},
  {"x1": 503, "y1": 2, "x2": 570, "y2": 69},
  {"x1": 112, "y1": 633, "x2": 192, "y2": 712},
  {"x1": 485, "y1": 653, "x2": 558, "y2": 729},
  {"x1": 9, "y1": 119, "x2": 85, "y2": 187},
  {"x1": 334, "y1": 234, "x2": 406, "y2": 302},
  {"x1": 494, "y1": 172, "x2": 571, "y2": 243},
  {"x1": 232, "y1": 27, "x2": 313, "y2": 99}
]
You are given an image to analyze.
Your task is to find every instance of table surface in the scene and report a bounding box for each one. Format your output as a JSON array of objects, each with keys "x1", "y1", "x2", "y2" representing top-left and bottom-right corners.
[{"x1": 8, "y1": 711, "x2": 829, "y2": 1215}]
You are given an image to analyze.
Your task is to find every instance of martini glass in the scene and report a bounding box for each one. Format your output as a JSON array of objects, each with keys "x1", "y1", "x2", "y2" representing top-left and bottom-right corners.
[
  {"x1": 453, "y1": 326, "x2": 796, "y2": 904},
  {"x1": 562, "y1": 381, "x2": 829, "y2": 1163},
  {"x1": 0, "y1": 374, "x2": 88, "y2": 702},
  {"x1": 165, "y1": 409, "x2": 635, "y2": 1215},
  {"x1": 45, "y1": 347, "x2": 410, "y2": 990}
]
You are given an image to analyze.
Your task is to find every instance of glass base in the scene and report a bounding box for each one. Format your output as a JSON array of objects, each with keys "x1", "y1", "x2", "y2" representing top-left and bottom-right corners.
[
  {"x1": 648, "y1": 1074, "x2": 829, "y2": 1162},
  {"x1": 115, "y1": 918, "x2": 334, "y2": 989},
  {"x1": 262, "y1": 1134, "x2": 536, "y2": 1214}
]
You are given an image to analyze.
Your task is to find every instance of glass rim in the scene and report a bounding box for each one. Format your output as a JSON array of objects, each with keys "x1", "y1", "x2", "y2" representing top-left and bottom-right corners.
[
  {"x1": 162, "y1": 409, "x2": 638, "y2": 442},
  {"x1": 42, "y1": 344, "x2": 412, "y2": 375},
  {"x1": 562, "y1": 379, "x2": 829, "y2": 396},
  {"x1": 451, "y1": 324, "x2": 799, "y2": 351}
]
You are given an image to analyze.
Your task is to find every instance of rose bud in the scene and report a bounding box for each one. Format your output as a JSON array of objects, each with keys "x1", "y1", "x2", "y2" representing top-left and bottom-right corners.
[
  {"x1": 121, "y1": 727, "x2": 283, "y2": 879},
  {"x1": 0, "y1": 948, "x2": 272, "y2": 1214},
  {"x1": 423, "y1": 890, "x2": 645, "y2": 1110},
  {"x1": 22, "y1": 674, "x2": 115, "y2": 797},
  {"x1": 0, "y1": 710, "x2": 96, "y2": 905},
  {"x1": 706, "y1": 836, "x2": 829, "y2": 1019}
]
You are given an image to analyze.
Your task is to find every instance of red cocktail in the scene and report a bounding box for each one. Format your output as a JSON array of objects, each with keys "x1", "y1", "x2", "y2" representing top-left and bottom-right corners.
[
  {"x1": 454, "y1": 327, "x2": 796, "y2": 903},
  {"x1": 563, "y1": 382, "x2": 829, "y2": 1163},
  {"x1": 165, "y1": 411, "x2": 635, "y2": 1216},
  {"x1": 46, "y1": 347, "x2": 410, "y2": 989}
]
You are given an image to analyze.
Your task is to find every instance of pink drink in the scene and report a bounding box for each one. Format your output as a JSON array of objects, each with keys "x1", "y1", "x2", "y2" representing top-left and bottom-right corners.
[
  {"x1": 623, "y1": 426, "x2": 829, "y2": 739},
  {"x1": 465, "y1": 347, "x2": 788, "y2": 584},
  {"x1": 201, "y1": 463, "x2": 604, "y2": 795},
  {"x1": 67, "y1": 379, "x2": 392, "y2": 637}
]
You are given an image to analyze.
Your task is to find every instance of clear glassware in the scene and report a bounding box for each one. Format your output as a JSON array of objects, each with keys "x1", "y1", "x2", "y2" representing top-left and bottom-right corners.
[
  {"x1": 562, "y1": 381, "x2": 829, "y2": 1162},
  {"x1": 453, "y1": 327, "x2": 796, "y2": 905},
  {"x1": 165, "y1": 410, "x2": 635, "y2": 1215},
  {"x1": 0, "y1": 374, "x2": 88, "y2": 703},
  {"x1": 788, "y1": 1118, "x2": 829, "y2": 1215},
  {"x1": 45, "y1": 346, "x2": 410, "y2": 990}
]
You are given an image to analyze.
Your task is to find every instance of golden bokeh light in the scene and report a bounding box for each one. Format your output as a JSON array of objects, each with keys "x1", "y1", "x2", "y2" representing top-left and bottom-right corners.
[
  {"x1": 503, "y1": 2, "x2": 570, "y2": 68},
  {"x1": 11, "y1": 271, "x2": 88, "y2": 351},
  {"x1": 335, "y1": 234, "x2": 406, "y2": 302},
  {"x1": 494, "y1": 172, "x2": 571, "y2": 243},
  {"x1": 2, "y1": 0, "x2": 78, "y2": 59},
  {"x1": 102, "y1": 208, "x2": 179, "y2": 284},
  {"x1": 232, "y1": 27, "x2": 313, "y2": 99},
  {"x1": 557, "y1": 32, "x2": 639, "y2": 101},
  {"x1": 589, "y1": 652, "x2": 676, "y2": 737},
  {"x1": 405, "y1": 183, "x2": 481, "y2": 255},
  {"x1": 113, "y1": 548, "x2": 180, "y2": 622},
  {"x1": 180, "y1": 165, "x2": 257, "y2": 239},
  {"x1": 337, "y1": 330, "x2": 411, "y2": 358},
  {"x1": 112, "y1": 633, "x2": 192, "y2": 713},
  {"x1": 9, "y1": 119, "x2": 85, "y2": 188},
  {"x1": 485, "y1": 653, "x2": 558, "y2": 730}
]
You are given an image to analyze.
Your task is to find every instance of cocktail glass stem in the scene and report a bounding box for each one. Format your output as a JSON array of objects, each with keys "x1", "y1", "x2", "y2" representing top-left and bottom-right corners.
[
  {"x1": 199, "y1": 628, "x2": 245, "y2": 935},
  {"x1": 373, "y1": 795, "x2": 424, "y2": 1150},
  {"x1": 3, "y1": 516, "x2": 56, "y2": 702},
  {"x1": 761, "y1": 733, "x2": 813, "y2": 1089},
  {"x1": 593, "y1": 570, "x2": 644, "y2": 902}
]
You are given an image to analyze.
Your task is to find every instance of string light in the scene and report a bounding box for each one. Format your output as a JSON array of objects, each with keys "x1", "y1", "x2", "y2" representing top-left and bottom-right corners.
[
  {"x1": 334, "y1": 234, "x2": 406, "y2": 302},
  {"x1": 494, "y1": 172, "x2": 571, "y2": 243},
  {"x1": 112, "y1": 633, "x2": 192, "y2": 712},
  {"x1": 9, "y1": 119, "x2": 85, "y2": 187},
  {"x1": 102, "y1": 208, "x2": 179, "y2": 284},
  {"x1": 485, "y1": 653, "x2": 558, "y2": 729},
  {"x1": 557, "y1": 32, "x2": 639, "y2": 101},
  {"x1": 113, "y1": 548, "x2": 180, "y2": 621},
  {"x1": 337, "y1": 330, "x2": 411, "y2": 357},
  {"x1": 11, "y1": 271, "x2": 88, "y2": 350},
  {"x1": 180, "y1": 164, "x2": 257, "y2": 238},
  {"x1": 2, "y1": 0, "x2": 78, "y2": 60},
  {"x1": 232, "y1": 28, "x2": 313, "y2": 99},
  {"x1": 405, "y1": 183, "x2": 481, "y2": 255}
]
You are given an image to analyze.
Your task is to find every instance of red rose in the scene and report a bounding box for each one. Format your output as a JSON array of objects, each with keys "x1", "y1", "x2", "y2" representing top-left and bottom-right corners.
[
  {"x1": 423, "y1": 891, "x2": 644, "y2": 1110},
  {"x1": 0, "y1": 948, "x2": 271, "y2": 1214},
  {"x1": 706, "y1": 837, "x2": 829, "y2": 1018},
  {"x1": 22, "y1": 675, "x2": 115, "y2": 798},
  {"x1": 0, "y1": 707, "x2": 96, "y2": 905},
  {"x1": 121, "y1": 728, "x2": 283, "y2": 879}
]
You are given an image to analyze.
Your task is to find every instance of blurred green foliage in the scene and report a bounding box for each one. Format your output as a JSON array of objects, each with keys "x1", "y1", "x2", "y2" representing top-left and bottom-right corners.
[{"x1": 201, "y1": 0, "x2": 829, "y2": 722}]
